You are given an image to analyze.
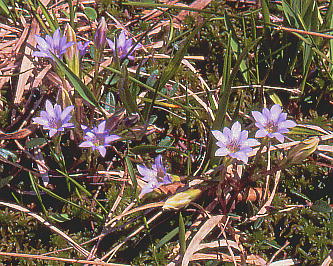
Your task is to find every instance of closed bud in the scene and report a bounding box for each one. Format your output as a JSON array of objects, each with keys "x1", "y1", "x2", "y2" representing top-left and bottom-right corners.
[
  {"x1": 64, "y1": 24, "x2": 80, "y2": 75},
  {"x1": 94, "y1": 17, "x2": 107, "y2": 50},
  {"x1": 282, "y1": 137, "x2": 319, "y2": 166},
  {"x1": 163, "y1": 188, "x2": 202, "y2": 210}
]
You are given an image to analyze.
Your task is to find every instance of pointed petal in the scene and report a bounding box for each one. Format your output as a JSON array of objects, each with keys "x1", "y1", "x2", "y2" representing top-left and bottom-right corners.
[
  {"x1": 105, "y1": 134, "x2": 120, "y2": 143},
  {"x1": 255, "y1": 129, "x2": 268, "y2": 138},
  {"x1": 79, "y1": 141, "x2": 94, "y2": 148},
  {"x1": 35, "y1": 35, "x2": 50, "y2": 50},
  {"x1": 211, "y1": 130, "x2": 226, "y2": 143},
  {"x1": 272, "y1": 133, "x2": 285, "y2": 143},
  {"x1": 45, "y1": 100, "x2": 55, "y2": 118},
  {"x1": 140, "y1": 183, "x2": 155, "y2": 196},
  {"x1": 107, "y1": 38, "x2": 115, "y2": 50},
  {"x1": 231, "y1": 121, "x2": 242, "y2": 140},
  {"x1": 215, "y1": 147, "x2": 229, "y2": 157},
  {"x1": 233, "y1": 152, "x2": 249, "y2": 164},
  {"x1": 262, "y1": 107, "x2": 270, "y2": 120},
  {"x1": 242, "y1": 138, "x2": 260, "y2": 147},
  {"x1": 97, "y1": 146, "x2": 107, "y2": 157},
  {"x1": 137, "y1": 165, "x2": 155, "y2": 181},
  {"x1": 279, "y1": 120, "x2": 297, "y2": 129},
  {"x1": 48, "y1": 129, "x2": 58, "y2": 137},
  {"x1": 252, "y1": 111, "x2": 266, "y2": 126},
  {"x1": 60, "y1": 105, "x2": 74, "y2": 121},
  {"x1": 270, "y1": 104, "x2": 282, "y2": 121},
  {"x1": 117, "y1": 30, "x2": 127, "y2": 49}
]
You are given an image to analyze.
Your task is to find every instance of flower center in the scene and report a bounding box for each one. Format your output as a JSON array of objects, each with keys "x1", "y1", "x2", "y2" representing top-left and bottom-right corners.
[
  {"x1": 227, "y1": 139, "x2": 240, "y2": 153},
  {"x1": 265, "y1": 121, "x2": 278, "y2": 133},
  {"x1": 91, "y1": 133, "x2": 106, "y2": 147},
  {"x1": 48, "y1": 118, "x2": 61, "y2": 129},
  {"x1": 118, "y1": 47, "x2": 125, "y2": 58}
]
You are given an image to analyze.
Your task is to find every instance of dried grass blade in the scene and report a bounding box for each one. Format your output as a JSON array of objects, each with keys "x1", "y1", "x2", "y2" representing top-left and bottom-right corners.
[
  {"x1": 181, "y1": 214, "x2": 224, "y2": 266},
  {"x1": 14, "y1": 19, "x2": 38, "y2": 104}
]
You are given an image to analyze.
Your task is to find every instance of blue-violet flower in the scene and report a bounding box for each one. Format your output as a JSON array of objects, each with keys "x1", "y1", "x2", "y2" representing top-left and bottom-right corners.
[
  {"x1": 77, "y1": 41, "x2": 90, "y2": 57},
  {"x1": 212, "y1": 121, "x2": 260, "y2": 164},
  {"x1": 107, "y1": 30, "x2": 141, "y2": 60},
  {"x1": 33, "y1": 28, "x2": 74, "y2": 59},
  {"x1": 137, "y1": 155, "x2": 172, "y2": 196},
  {"x1": 252, "y1": 104, "x2": 297, "y2": 143},
  {"x1": 79, "y1": 121, "x2": 120, "y2": 157},
  {"x1": 32, "y1": 100, "x2": 74, "y2": 137}
]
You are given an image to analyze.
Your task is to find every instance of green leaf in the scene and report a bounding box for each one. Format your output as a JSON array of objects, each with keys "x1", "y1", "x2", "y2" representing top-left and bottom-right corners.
[
  {"x1": 311, "y1": 200, "x2": 332, "y2": 213},
  {"x1": 36, "y1": 0, "x2": 57, "y2": 32},
  {"x1": 125, "y1": 156, "x2": 137, "y2": 195},
  {"x1": 156, "y1": 227, "x2": 179, "y2": 249},
  {"x1": 262, "y1": 240, "x2": 282, "y2": 250},
  {"x1": 84, "y1": 7, "x2": 97, "y2": 20},
  {"x1": 48, "y1": 213, "x2": 71, "y2": 223},
  {"x1": 52, "y1": 55, "x2": 99, "y2": 107},
  {"x1": 289, "y1": 125, "x2": 326, "y2": 136},
  {"x1": 0, "y1": 176, "x2": 13, "y2": 189},
  {"x1": 0, "y1": 148, "x2": 17, "y2": 161},
  {"x1": 118, "y1": 64, "x2": 139, "y2": 114},
  {"x1": 26, "y1": 138, "x2": 48, "y2": 149},
  {"x1": 156, "y1": 136, "x2": 174, "y2": 153},
  {"x1": 131, "y1": 145, "x2": 185, "y2": 155},
  {"x1": 290, "y1": 189, "x2": 311, "y2": 202},
  {"x1": 0, "y1": 0, "x2": 10, "y2": 16},
  {"x1": 179, "y1": 212, "x2": 186, "y2": 256}
]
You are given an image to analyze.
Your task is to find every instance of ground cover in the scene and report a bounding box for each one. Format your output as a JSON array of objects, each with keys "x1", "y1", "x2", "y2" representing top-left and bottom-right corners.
[{"x1": 0, "y1": 0, "x2": 332, "y2": 264}]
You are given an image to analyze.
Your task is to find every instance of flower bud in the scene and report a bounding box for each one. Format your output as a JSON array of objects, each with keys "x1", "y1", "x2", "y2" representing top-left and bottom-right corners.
[
  {"x1": 282, "y1": 137, "x2": 319, "y2": 166},
  {"x1": 64, "y1": 24, "x2": 80, "y2": 75},
  {"x1": 94, "y1": 17, "x2": 107, "y2": 50},
  {"x1": 163, "y1": 188, "x2": 202, "y2": 210}
]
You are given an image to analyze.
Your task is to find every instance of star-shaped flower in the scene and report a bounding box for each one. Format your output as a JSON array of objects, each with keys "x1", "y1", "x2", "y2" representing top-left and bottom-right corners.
[
  {"x1": 79, "y1": 121, "x2": 120, "y2": 157},
  {"x1": 107, "y1": 30, "x2": 141, "y2": 60},
  {"x1": 137, "y1": 155, "x2": 172, "y2": 196},
  {"x1": 212, "y1": 121, "x2": 260, "y2": 164},
  {"x1": 77, "y1": 41, "x2": 90, "y2": 57},
  {"x1": 32, "y1": 100, "x2": 74, "y2": 137},
  {"x1": 252, "y1": 104, "x2": 297, "y2": 143},
  {"x1": 33, "y1": 28, "x2": 74, "y2": 59}
]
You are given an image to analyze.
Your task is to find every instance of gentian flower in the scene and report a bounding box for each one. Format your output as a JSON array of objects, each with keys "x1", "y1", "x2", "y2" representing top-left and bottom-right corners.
[
  {"x1": 252, "y1": 104, "x2": 297, "y2": 143},
  {"x1": 77, "y1": 41, "x2": 90, "y2": 57},
  {"x1": 94, "y1": 17, "x2": 107, "y2": 50},
  {"x1": 33, "y1": 28, "x2": 74, "y2": 59},
  {"x1": 79, "y1": 121, "x2": 120, "y2": 157},
  {"x1": 137, "y1": 155, "x2": 173, "y2": 196},
  {"x1": 107, "y1": 30, "x2": 141, "y2": 60},
  {"x1": 33, "y1": 100, "x2": 74, "y2": 137},
  {"x1": 212, "y1": 121, "x2": 260, "y2": 164}
]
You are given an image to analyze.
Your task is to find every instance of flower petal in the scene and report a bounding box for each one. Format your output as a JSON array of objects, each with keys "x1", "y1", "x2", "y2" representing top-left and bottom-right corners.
[
  {"x1": 252, "y1": 111, "x2": 266, "y2": 126},
  {"x1": 215, "y1": 147, "x2": 229, "y2": 157},
  {"x1": 211, "y1": 130, "x2": 226, "y2": 143},
  {"x1": 97, "y1": 146, "x2": 107, "y2": 157},
  {"x1": 279, "y1": 120, "x2": 297, "y2": 129},
  {"x1": 255, "y1": 129, "x2": 268, "y2": 138}
]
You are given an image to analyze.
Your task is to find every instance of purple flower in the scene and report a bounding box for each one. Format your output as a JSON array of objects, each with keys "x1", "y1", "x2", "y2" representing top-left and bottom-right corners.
[
  {"x1": 32, "y1": 100, "x2": 74, "y2": 137},
  {"x1": 107, "y1": 30, "x2": 141, "y2": 60},
  {"x1": 137, "y1": 155, "x2": 172, "y2": 196},
  {"x1": 77, "y1": 41, "x2": 90, "y2": 57},
  {"x1": 33, "y1": 28, "x2": 74, "y2": 59},
  {"x1": 212, "y1": 121, "x2": 260, "y2": 164},
  {"x1": 252, "y1": 104, "x2": 297, "y2": 143},
  {"x1": 79, "y1": 120, "x2": 120, "y2": 157}
]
